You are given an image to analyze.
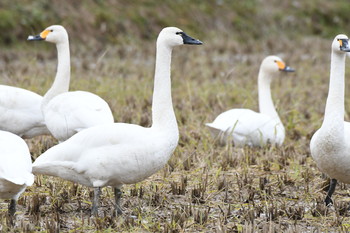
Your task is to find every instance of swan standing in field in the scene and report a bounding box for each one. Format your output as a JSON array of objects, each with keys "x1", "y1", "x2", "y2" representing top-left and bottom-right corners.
[
  {"x1": 32, "y1": 27, "x2": 202, "y2": 215},
  {"x1": 0, "y1": 130, "x2": 34, "y2": 216},
  {"x1": 0, "y1": 85, "x2": 49, "y2": 138},
  {"x1": 28, "y1": 25, "x2": 114, "y2": 142},
  {"x1": 310, "y1": 34, "x2": 350, "y2": 206},
  {"x1": 206, "y1": 56, "x2": 294, "y2": 147}
]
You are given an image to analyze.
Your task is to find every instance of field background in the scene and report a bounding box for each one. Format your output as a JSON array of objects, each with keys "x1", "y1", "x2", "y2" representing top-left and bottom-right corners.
[{"x1": 1, "y1": 0, "x2": 350, "y2": 232}]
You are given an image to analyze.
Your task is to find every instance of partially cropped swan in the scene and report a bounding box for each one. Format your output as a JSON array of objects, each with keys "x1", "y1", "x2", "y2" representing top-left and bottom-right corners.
[
  {"x1": 0, "y1": 130, "x2": 34, "y2": 216},
  {"x1": 310, "y1": 34, "x2": 350, "y2": 206},
  {"x1": 32, "y1": 27, "x2": 202, "y2": 215},
  {"x1": 206, "y1": 56, "x2": 294, "y2": 147},
  {"x1": 0, "y1": 85, "x2": 49, "y2": 138},
  {"x1": 28, "y1": 25, "x2": 114, "y2": 142}
]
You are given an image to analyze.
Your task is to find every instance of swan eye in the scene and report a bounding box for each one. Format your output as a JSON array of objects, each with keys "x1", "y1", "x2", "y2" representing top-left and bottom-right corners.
[
  {"x1": 176, "y1": 32, "x2": 183, "y2": 35},
  {"x1": 50, "y1": 30, "x2": 53, "y2": 32}
]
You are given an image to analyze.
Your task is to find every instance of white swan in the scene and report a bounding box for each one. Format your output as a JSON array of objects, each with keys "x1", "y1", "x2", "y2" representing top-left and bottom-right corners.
[
  {"x1": 28, "y1": 25, "x2": 114, "y2": 142},
  {"x1": 32, "y1": 27, "x2": 202, "y2": 215},
  {"x1": 206, "y1": 56, "x2": 294, "y2": 147},
  {"x1": 0, "y1": 130, "x2": 34, "y2": 216},
  {"x1": 0, "y1": 85, "x2": 50, "y2": 138},
  {"x1": 310, "y1": 34, "x2": 350, "y2": 206}
]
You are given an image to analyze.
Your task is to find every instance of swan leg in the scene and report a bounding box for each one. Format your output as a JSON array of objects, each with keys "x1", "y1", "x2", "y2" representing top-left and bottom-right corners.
[
  {"x1": 325, "y1": 178, "x2": 337, "y2": 206},
  {"x1": 114, "y1": 187, "x2": 123, "y2": 216},
  {"x1": 8, "y1": 199, "x2": 16, "y2": 216},
  {"x1": 91, "y1": 187, "x2": 101, "y2": 216}
]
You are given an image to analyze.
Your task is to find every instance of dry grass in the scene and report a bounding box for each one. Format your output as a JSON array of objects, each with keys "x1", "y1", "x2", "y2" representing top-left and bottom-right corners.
[{"x1": 2, "y1": 13, "x2": 350, "y2": 232}]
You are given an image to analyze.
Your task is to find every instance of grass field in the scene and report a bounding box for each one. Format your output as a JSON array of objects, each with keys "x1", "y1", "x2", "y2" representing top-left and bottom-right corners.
[{"x1": 1, "y1": 1, "x2": 350, "y2": 232}]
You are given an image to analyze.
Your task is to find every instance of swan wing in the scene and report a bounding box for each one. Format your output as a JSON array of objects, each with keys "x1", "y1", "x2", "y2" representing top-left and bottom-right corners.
[
  {"x1": 0, "y1": 131, "x2": 34, "y2": 186},
  {"x1": 206, "y1": 109, "x2": 284, "y2": 146},
  {"x1": 33, "y1": 123, "x2": 176, "y2": 187},
  {"x1": 44, "y1": 91, "x2": 114, "y2": 141},
  {"x1": 0, "y1": 85, "x2": 48, "y2": 138}
]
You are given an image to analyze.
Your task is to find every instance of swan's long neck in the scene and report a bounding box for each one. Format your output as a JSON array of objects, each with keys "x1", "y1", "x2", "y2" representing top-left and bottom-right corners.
[
  {"x1": 322, "y1": 50, "x2": 346, "y2": 132},
  {"x1": 42, "y1": 42, "x2": 71, "y2": 109},
  {"x1": 151, "y1": 44, "x2": 178, "y2": 134},
  {"x1": 258, "y1": 71, "x2": 280, "y2": 121}
]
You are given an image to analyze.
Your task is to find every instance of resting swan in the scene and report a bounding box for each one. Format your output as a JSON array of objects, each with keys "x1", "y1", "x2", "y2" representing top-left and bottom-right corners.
[
  {"x1": 32, "y1": 27, "x2": 202, "y2": 215},
  {"x1": 206, "y1": 56, "x2": 294, "y2": 147},
  {"x1": 0, "y1": 130, "x2": 34, "y2": 216},
  {"x1": 0, "y1": 85, "x2": 49, "y2": 138},
  {"x1": 28, "y1": 25, "x2": 114, "y2": 142},
  {"x1": 310, "y1": 34, "x2": 350, "y2": 206}
]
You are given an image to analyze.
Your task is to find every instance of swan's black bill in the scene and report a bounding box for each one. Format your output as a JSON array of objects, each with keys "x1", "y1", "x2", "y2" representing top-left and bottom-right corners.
[
  {"x1": 181, "y1": 32, "x2": 203, "y2": 45},
  {"x1": 280, "y1": 66, "x2": 295, "y2": 72},
  {"x1": 338, "y1": 39, "x2": 350, "y2": 52},
  {"x1": 27, "y1": 35, "x2": 44, "y2": 41}
]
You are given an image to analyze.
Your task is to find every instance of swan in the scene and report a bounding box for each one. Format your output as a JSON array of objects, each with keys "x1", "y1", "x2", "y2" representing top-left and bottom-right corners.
[
  {"x1": 27, "y1": 25, "x2": 114, "y2": 142},
  {"x1": 310, "y1": 34, "x2": 350, "y2": 206},
  {"x1": 32, "y1": 27, "x2": 202, "y2": 215},
  {"x1": 206, "y1": 56, "x2": 294, "y2": 147},
  {"x1": 0, "y1": 85, "x2": 50, "y2": 138},
  {"x1": 0, "y1": 130, "x2": 34, "y2": 216}
]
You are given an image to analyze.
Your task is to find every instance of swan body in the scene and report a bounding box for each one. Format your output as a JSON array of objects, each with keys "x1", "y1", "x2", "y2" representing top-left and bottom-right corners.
[
  {"x1": 33, "y1": 123, "x2": 178, "y2": 187},
  {"x1": 0, "y1": 130, "x2": 34, "y2": 215},
  {"x1": 206, "y1": 56, "x2": 294, "y2": 147},
  {"x1": 0, "y1": 85, "x2": 49, "y2": 138},
  {"x1": 206, "y1": 108, "x2": 284, "y2": 147},
  {"x1": 310, "y1": 35, "x2": 350, "y2": 205},
  {"x1": 43, "y1": 91, "x2": 113, "y2": 142},
  {"x1": 33, "y1": 27, "x2": 202, "y2": 215},
  {"x1": 311, "y1": 122, "x2": 350, "y2": 182},
  {"x1": 28, "y1": 25, "x2": 114, "y2": 142}
]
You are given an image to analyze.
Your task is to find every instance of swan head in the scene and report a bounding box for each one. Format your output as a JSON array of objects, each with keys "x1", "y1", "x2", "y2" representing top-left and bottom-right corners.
[
  {"x1": 260, "y1": 56, "x2": 295, "y2": 75},
  {"x1": 157, "y1": 27, "x2": 202, "y2": 48},
  {"x1": 27, "y1": 25, "x2": 68, "y2": 44},
  {"x1": 332, "y1": 34, "x2": 350, "y2": 53}
]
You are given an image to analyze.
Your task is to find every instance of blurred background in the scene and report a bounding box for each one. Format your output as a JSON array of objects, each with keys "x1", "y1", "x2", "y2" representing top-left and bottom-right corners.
[{"x1": 0, "y1": 0, "x2": 349, "y2": 47}]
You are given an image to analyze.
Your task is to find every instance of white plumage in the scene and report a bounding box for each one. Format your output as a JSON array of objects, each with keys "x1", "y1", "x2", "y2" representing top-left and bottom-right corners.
[
  {"x1": 0, "y1": 130, "x2": 34, "y2": 215},
  {"x1": 43, "y1": 91, "x2": 113, "y2": 141},
  {"x1": 206, "y1": 56, "x2": 294, "y2": 147},
  {"x1": 310, "y1": 34, "x2": 350, "y2": 205},
  {"x1": 0, "y1": 85, "x2": 49, "y2": 138},
  {"x1": 28, "y1": 25, "x2": 114, "y2": 142},
  {"x1": 32, "y1": 27, "x2": 202, "y2": 215},
  {"x1": 33, "y1": 123, "x2": 178, "y2": 187},
  {"x1": 206, "y1": 108, "x2": 284, "y2": 147}
]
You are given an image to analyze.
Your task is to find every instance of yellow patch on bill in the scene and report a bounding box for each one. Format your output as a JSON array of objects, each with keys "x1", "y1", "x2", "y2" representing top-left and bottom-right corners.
[
  {"x1": 339, "y1": 39, "x2": 343, "y2": 47},
  {"x1": 276, "y1": 60, "x2": 286, "y2": 70},
  {"x1": 40, "y1": 30, "x2": 50, "y2": 39}
]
